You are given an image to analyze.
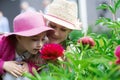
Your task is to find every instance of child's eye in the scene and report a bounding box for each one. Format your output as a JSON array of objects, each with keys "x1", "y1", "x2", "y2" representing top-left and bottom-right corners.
[
  {"x1": 61, "y1": 28, "x2": 67, "y2": 32},
  {"x1": 42, "y1": 36, "x2": 47, "y2": 41},
  {"x1": 31, "y1": 38, "x2": 39, "y2": 41},
  {"x1": 50, "y1": 24, "x2": 56, "y2": 29},
  {"x1": 42, "y1": 38, "x2": 45, "y2": 41}
]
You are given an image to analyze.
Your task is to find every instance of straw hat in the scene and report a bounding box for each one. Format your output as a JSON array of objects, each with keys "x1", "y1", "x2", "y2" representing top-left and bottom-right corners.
[
  {"x1": 7, "y1": 12, "x2": 53, "y2": 36},
  {"x1": 44, "y1": 0, "x2": 82, "y2": 30}
]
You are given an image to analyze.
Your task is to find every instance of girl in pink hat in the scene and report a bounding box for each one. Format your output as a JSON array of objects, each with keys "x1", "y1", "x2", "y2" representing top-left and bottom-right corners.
[{"x1": 0, "y1": 12, "x2": 53, "y2": 80}]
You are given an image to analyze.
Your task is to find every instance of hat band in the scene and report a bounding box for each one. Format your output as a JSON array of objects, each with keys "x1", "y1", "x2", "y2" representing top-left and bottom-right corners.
[{"x1": 46, "y1": 14, "x2": 75, "y2": 26}]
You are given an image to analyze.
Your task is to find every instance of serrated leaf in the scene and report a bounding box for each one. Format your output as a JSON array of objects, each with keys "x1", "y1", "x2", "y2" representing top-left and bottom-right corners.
[
  {"x1": 97, "y1": 4, "x2": 108, "y2": 10},
  {"x1": 108, "y1": 5, "x2": 116, "y2": 14}
]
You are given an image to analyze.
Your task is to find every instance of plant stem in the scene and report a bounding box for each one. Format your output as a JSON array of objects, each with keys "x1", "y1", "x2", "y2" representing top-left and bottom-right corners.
[
  {"x1": 79, "y1": 51, "x2": 84, "y2": 60},
  {"x1": 109, "y1": 0, "x2": 119, "y2": 38},
  {"x1": 109, "y1": 0, "x2": 116, "y2": 21}
]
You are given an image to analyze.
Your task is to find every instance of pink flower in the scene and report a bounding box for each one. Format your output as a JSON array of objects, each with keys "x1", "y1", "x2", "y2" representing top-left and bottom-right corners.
[
  {"x1": 115, "y1": 45, "x2": 120, "y2": 58},
  {"x1": 40, "y1": 43, "x2": 64, "y2": 60},
  {"x1": 77, "y1": 36, "x2": 95, "y2": 47},
  {"x1": 114, "y1": 45, "x2": 120, "y2": 64}
]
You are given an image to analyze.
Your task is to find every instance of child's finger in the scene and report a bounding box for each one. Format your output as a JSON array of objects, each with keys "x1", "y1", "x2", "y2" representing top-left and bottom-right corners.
[
  {"x1": 22, "y1": 63, "x2": 29, "y2": 72},
  {"x1": 13, "y1": 69, "x2": 23, "y2": 76},
  {"x1": 12, "y1": 65, "x2": 24, "y2": 76},
  {"x1": 10, "y1": 71, "x2": 19, "y2": 78}
]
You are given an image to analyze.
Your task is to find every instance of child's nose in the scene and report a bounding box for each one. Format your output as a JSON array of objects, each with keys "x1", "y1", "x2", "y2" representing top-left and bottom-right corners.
[
  {"x1": 37, "y1": 41, "x2": 43, "y2": 48},
  {"x1": 54, "y1": 30, "x2": 60, "y2": 36}
]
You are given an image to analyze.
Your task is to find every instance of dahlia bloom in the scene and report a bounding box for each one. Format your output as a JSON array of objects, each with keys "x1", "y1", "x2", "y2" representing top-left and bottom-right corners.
[
  {"x1": 77, "y1": 36, "x2": 95, "y2": 47},
  {"x1": 40, "y1": 43, "x2": 64, "y2": 60},
  {"x1": 114, "y1": 45, "x2": 120, "y2": 64}
]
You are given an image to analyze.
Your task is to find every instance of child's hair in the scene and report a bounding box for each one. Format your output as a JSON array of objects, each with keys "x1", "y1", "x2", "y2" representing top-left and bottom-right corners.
[{"x1": 27, "y1": 53, "x2": 45, "y2": 65}]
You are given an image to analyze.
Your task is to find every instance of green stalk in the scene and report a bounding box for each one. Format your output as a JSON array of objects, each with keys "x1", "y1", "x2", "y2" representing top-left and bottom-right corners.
[
  {"x1": 79, "y1": 51, "x2": 84, "y2": 60},
  {"x1": 109, "y1": 0, "x2": 120, "y2": 38}
]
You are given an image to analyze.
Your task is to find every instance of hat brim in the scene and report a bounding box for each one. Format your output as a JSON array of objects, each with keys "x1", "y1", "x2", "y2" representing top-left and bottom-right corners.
[
  {"x1": 6, "y1": 26, "x2": 54, "y2": 37},
  {"x1": 44, "y1": 14, "x2": 81, "y2": 30}
]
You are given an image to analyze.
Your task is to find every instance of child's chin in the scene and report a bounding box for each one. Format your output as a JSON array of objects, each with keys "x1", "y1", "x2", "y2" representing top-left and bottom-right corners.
[{"x1": 31, "y1": 51, "x2": 38, "y2": 55}]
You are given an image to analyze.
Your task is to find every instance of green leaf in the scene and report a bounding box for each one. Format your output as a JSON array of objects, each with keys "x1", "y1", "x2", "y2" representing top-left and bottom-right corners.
[
  {"x1": 32, "y1": 68, "x2": 41, "y2": 80},
  {"x1": 114, "y1": 0, "x2": 120, "y2": 11},
  {"x1": 69, "y1": 30, "x2": 83, "y2": 42},
  {"x1": 108, "y1": 5, "x2": 115, "y2": 14},
  {"x1": 23, "y1": 72, "x2": 37, "y2": 80},
  {"x1": 96, "y1": 17, "x2": 111, "y2": 25},
  {"x1": 88, "y1": 66, "x2": 103, "y2": 77},
  {"x1": 97, "y1": 4, "x2": 108, "y2": 10}
]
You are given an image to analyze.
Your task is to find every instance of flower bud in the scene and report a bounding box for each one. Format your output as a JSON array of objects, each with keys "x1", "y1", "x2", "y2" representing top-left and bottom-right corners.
[
  {"x1": 114, "y1": 45, "x2": 120, "y2": 58},
  {"x1": 77, "y1": 36, "x2": 95, "y2": 47},
  {"x1": 114, "y1": 45, "x2": 120, "y2": 64}
]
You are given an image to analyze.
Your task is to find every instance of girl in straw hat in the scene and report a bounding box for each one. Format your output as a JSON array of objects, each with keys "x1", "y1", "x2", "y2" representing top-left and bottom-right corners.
[
  {"x1": 44, "y1": 0, "x2": 82, "y2": 46},
  {"x1": 43, "y1": 0, "x2": 95, "y2": 67},
  {"x1": 44, "y1": 0, "x2": 95, "y2": 48},
  {"x1": 0, "y1": 12, "x2": 53, "y2": 80},
  {"x1": 39, "y1": 0, "x2": 82, "y2": 73}
]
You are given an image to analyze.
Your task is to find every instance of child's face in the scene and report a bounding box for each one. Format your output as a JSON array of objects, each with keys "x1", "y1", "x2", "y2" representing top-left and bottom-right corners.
[
  {"x1": 47, "y1": 22, "x2": 71, "y2": 44},
  {"x1": 16, "y1": 32, "x2": 46, "y2": 54}
]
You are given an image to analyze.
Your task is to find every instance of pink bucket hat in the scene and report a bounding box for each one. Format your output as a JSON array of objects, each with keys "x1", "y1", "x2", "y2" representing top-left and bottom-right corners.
[
  {"x1": 7, "y1": 12, "x2": 53, "y2": 36},
  {"x1": 44, "y1": 0, "x2": 82, "y2": 30}
]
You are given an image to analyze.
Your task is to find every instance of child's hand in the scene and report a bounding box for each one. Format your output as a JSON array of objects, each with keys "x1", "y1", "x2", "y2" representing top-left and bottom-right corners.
[
  {"x1": 20, "y1": 62, "x2": 29, "y2": 73},
  {"x1": 3, "y1": 61, "x2": 24, "y2": 77}
]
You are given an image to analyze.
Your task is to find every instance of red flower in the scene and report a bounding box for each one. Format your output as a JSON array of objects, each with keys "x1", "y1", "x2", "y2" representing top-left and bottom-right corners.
[
  {"x1": 77, "y1": 36, "x2": 95, "y2": 47},
  {"x1": 40, "y1": 43, "x2": 64, "y2": 60},
  {"x1": 114, "y1": 45, "x2": 120, "y2": 64}
]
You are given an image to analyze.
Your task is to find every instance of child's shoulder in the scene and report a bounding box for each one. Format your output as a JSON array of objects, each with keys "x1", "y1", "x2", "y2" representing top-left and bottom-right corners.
[
  {"x1": 0, "y1": 34, "x2": 10, "y2": 43},
  {"x1": 0, "y1": 34, "x2": 6, "y2": 40}
]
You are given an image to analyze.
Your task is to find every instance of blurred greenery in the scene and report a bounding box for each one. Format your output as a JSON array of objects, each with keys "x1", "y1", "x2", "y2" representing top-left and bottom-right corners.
[{"x1": 69, "y1": 30, "x2": 84, "y2": 42}]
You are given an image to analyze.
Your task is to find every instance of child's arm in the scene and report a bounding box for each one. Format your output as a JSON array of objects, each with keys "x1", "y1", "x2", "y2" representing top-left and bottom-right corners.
[
  {"x1": 0, "y1": 59, "x2": 5, "y2": 74},
  {"x1": 0, "y1": 35, "x2": 6, "y2": 74}
]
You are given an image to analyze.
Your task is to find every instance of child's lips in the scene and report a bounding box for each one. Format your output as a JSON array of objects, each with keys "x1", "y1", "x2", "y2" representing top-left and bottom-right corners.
[
  {"x1": 33, "y1": 49, "x2": 40, "y2": 53},
  {"x1": 35, "y1": 49, "x2": 40, "y2": 51}
]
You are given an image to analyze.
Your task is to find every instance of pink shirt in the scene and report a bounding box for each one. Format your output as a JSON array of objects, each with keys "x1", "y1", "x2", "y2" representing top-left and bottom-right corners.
[{"x1": 0, "y1": 35, "x2": 36, "y2": 74}]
